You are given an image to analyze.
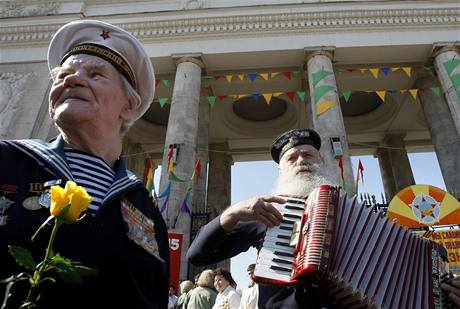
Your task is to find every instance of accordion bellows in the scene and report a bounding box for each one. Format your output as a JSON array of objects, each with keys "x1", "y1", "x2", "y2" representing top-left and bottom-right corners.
[{"x1": 253, "y1": 185, "x2": 452, "y2": 309}]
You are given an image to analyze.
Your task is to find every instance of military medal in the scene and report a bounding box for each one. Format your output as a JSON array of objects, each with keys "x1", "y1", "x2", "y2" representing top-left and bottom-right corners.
[
  {"x1": 0, "y1": 196, "x2": 14, "y2": 226},
  {"x1": 38, "y1": 190, "x2": 51, "y2": 208},
  {"x1": 22, "y1": 196, "x2": 42, "y2": 211}
]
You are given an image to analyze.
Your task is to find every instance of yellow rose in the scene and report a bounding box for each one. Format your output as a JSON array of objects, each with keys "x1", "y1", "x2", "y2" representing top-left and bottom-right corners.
[{"x1": 50, "y1": 181, "x2": 92, "y2": 222}]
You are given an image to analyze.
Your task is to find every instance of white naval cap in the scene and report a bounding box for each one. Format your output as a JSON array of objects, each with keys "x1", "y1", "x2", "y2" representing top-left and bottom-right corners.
[{"x1": 47, "y1": 19, "x2": 155, "y2": 121}]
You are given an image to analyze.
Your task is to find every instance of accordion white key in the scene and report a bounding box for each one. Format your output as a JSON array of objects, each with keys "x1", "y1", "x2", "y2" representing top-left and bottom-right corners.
[{"x1": 253, "y1": 185, "x2": 453, "y2": 308}]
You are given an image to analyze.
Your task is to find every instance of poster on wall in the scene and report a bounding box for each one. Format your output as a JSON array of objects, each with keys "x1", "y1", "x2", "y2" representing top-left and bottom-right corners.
[
  {"x1": 168, "y1": 233, "x2": 183, "y2": 291},
  {"x1": 387, "y1": 184, "x2": 460, "y2": 228}
]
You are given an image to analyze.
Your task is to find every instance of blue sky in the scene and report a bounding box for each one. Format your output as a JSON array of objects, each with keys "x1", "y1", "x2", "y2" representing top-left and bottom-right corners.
[{"x1": 229, "y1": 152, "x2": 446, "y2": 289}]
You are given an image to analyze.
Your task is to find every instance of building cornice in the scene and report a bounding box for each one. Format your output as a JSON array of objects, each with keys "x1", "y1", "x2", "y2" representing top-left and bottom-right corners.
[{"x1": 1, "y1": 6, "x2": 459, "y2": 47}]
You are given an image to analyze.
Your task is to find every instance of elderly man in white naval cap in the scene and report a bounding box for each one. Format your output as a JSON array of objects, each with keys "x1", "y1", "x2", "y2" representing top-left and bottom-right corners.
[{"x1": 0, "y1": 20, "x2": 169, "y2": 309}]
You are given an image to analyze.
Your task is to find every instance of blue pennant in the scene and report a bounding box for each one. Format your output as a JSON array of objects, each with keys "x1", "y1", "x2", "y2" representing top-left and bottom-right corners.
[
  {"x1": 248, "y1": 73, "x2": 258, "y2": 82},
  {"x1": 381, "y1": 67, "x2": 390, "y2": 76}
]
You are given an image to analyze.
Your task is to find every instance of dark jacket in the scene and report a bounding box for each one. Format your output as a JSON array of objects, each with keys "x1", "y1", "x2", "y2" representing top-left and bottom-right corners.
[
  {"x1": 187, "y1": 216, "x2": 329, "y2": 309},
  {"x1": 0, "y1": 136, "x2": 169, "y2": 309}
]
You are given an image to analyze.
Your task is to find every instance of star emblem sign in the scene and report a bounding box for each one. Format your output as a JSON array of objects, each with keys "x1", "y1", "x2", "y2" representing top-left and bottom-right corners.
[{"x1": 100, "y1": 30, "x2": 110, "y2": 40}]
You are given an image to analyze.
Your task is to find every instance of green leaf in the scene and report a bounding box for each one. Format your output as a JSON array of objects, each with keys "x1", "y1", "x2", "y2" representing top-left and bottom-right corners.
[
  {"x1": 73, "y1": 264, "x2": 98, "y2": 277},
  {"x1": 54, "y1": 263, "x2": 83, "y2": 284},
  {"x1": 50, "y1": 253, "x2": 72, "y2": 267},
  {"x1": 8, "y1": 246, "x2": 36, "y2": 270},
  {"x1": 1, "y1": 273, "x2": 31, "y2": 309}
]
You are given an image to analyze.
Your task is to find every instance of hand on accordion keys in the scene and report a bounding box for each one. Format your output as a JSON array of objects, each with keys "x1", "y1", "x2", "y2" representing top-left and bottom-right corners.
[
  {"x1": 442, "y1": 277, "x2": 460, "y2": 308},
  {"x1": 220, "y1": 195, "x2": 286, "y2": 232}
]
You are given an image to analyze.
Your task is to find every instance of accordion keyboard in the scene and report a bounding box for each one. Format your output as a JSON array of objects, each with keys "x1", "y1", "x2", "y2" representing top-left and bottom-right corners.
[{"x1": 254, "y1": 198, "x2": 305, "y2": 283}]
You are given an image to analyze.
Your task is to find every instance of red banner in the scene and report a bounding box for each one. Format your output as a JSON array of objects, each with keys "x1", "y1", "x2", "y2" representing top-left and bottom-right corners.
[{"x1": 168, "y1": 233, "x2": 183, "y2": 291}]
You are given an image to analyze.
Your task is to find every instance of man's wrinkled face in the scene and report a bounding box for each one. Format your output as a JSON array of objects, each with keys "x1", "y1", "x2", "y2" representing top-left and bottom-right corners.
[
  {"x1": 278, "y1": 144, "x2": 322, "y2": 176},
  {"x1": 49, "y1": 54, "x2": 131, "y2": 132}
]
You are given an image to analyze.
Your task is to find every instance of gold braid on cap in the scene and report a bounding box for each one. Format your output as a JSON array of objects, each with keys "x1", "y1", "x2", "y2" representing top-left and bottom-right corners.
[{"x1": 61, "y1": 43, "x2": 137, "y2": 89}]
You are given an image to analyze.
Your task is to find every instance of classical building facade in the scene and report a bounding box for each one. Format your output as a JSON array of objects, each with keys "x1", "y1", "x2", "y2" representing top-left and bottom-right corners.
[{"x1": 1, "y1": 0, "x2": 459, "y2": 281}]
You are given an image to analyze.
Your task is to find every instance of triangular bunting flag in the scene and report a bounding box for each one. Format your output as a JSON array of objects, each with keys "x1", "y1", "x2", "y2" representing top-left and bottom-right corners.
[
  {"x1": 409, "y1": 89, "x2": 418, "y2": 100},
  {"x1": 159, "y1": 98, "x2": 169, "y2": 107},
  {"x1": 292, "y1": 70, "x2": 301, "y2": 77},
  {"x1": 251, "y1": 94, "x2": 259, "y2": 102},
  {"x1": 155, "y1": 79, "x2": 161, "y2": 87},
  {"x1": 316, "y1": 101, "x2": 336, "y2": 116},
  {"x1": 370, "y1": 68, "x2": 379, "y2": 79},
  {"x1": 391, "y1": 67, "x2": 400, "y2": 72},
  {"x1": 162, "y1": 79, "x2": 170, "y2": 87},
  {"x1": 359, "y1": 68, "x2": 368, "y2": 74},
  {"x1": 376, "y1": 91, "x2": 386, "y2": 102},
  {"x1": 313, "y1": 85, "x2": 334, "y2": 104},
  {"x1": 169, "y1": 171, "x2": 188, "y2": 182},
  {"x1": 282, "y1": 71, "x2": 292, "y2": 80},
  {"x1": 237, "y1": 94, "x2": 247, "y2": 99},
  {"x1": 402, "y1": 67, "x2": 412, "y2": 77},
  {"x1": 238, "y1": 74, "x2": 245, "y2": 81},
  {"x1": 286, "y1": 92, "x2": 295, "y2": 102},
  {"x1": 400, "y1": 89, "x2": 407, "y2": 94},
  {"x1": 207, "y1": 96, "x2": 217, "y2": 106},
  {"x1": 450, "y1": 74, "x2": 460, "y2": 87},
  {"x1": 270, "y1": 72, "x2": 281, "y2": 78},
  {"x1": 217, "y1": 95, "x2": 228, "y2": 101},
  {"x1": 225, "y1": 75, "x2": 233, "y2": 83},
  {"x1": 443, "y1": 59, "x2": 460, "y2": 76},
  {"x1": 381, "y1": 67, "x2": 390, "y2": 76},
  {"x1": 312, "y1": 70, "x2": 333, "y2": 87},
  {"x1": 248, "y1": 73, "x2": 258, "y2": 81},
  {"x1": 262, "y1": 93, "x2": 273, "y2": 104},
  {"x1": 273, "y1": 92, "x2": 283, "y2": 97},
  {"x1": 214, "y1": 75, "x2": 224, "y2": 80},
  {"x1": 430, "y1": 87, "x2": 441, "y2": 96},
  {"x1": 296, "y1": 91, "x2": 306, "y2": 102},
  {"x1": 260, "y1": 73, "x2": 269, "y2": 80},
  {"x1": 342, "y1": 89, "x2": 352, "y2": 103}
]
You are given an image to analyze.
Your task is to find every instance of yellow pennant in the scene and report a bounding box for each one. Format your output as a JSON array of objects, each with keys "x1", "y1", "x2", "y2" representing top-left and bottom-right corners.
[
  {"x1": 400, "y1": 89, "x2": 407, "y2": 94},
  {"x1": 316, "y1": 101, "x2": 336, "y2": 116},
  {"x1": 376, "y1": 91, "x2": 386, "y2": 102},
  {"x1": 225, "y1": 75, "x2": 233, "y2": 83},
  {"x1": 260, "y1": 73, "x2": 269, "y2": 80},
  {"x1": 370, "y1": 68, "x2": 379, "y2": 79},
  {"x1": 273, "y1": 92, "x2": 283, "y2": 97},
  {"x1": 238, "y1": 74, "x2": 245, "y2": 81},
  {"x1": 402, "y1": 67, "x2": 412, "y2": 77},
  {"x1": 237, "y1": 94, "x2": 248, "y2": 99},
  {"x1": 409, "y1": 89, "x2": 418, "y2": 100},
  {"x1": 270, "y1": 72, "x2": 281, "y2": 78},
  {"x1": 262, "y1": 93, "x2": 273, "y2": 104},
  {"x1": 360, "y1": 68, "x2": 368, "y2": 74},
  {"x1": 391, "y1": 67, "x2": 400, "y2": 72}
]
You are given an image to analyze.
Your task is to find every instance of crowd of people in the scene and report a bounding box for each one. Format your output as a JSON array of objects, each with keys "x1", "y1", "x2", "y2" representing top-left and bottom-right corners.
[{"x1": 169, "y1": 265, "x2": 258, "y2": 309}]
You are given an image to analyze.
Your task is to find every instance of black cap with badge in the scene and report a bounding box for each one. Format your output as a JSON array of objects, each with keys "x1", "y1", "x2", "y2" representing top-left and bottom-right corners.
[{"x1": 270, "y1": 129, "x2": 321, "y2": 164}]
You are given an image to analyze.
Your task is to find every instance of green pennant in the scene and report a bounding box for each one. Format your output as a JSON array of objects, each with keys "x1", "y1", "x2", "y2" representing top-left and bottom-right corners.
[
  {"x1": 450, "y1": 74, "x2": 460, "y2": 87},
  {"x1": 162, "y1": 79, "x2": 170, "y2": 87},
  {"x1": 430, "y1": 87, "x2": 441, "y2": 96},
  {"x1": 314, "y1": 85, "x2": 334, "y2": 104},
  {"x1": 312, "y1": 70, "x2": 333, "y2": 87},
  {"x1": 342, "y1": 89, "x2": 352, "y2": 102},
  {"x1": 207, "y1": 96, "x2": 217, "y2": 107},
  {"x1": 292, "y1": 70, "x2": 300, "y2": 77},
  {"x1": 443, "y1": 59, "x2": 460, "y2": 76},
  {"x1": 169, "y1": 171, "x2": 188, "y2": 182},
  {"x1": 296, "y1": 91, "x2": 306, "y2": 102},
  {"x1": 159, "y1": 98, "x2": 169, "y2": 107}
]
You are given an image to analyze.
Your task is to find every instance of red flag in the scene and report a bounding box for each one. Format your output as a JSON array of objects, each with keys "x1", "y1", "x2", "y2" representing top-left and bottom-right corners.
[
  {"x1": 191, "y1": 159, "x2": 201, "y2": 181},
  {"x1": 155, "y1": 79, "x2": 161, "y2": 87},
  {"x1": 167, "y1": 147, "x2": 174, "y2": 173},
  {"x1": 286, "y1": 92, "x2": 295, "y2": 102},
  {"x1": 357, "y1": 159, "x2": 364, "y2": 184},
  {"x1": 338, "y1": 156, "x2": 345, "y2": 189},
  {"x1": 282, "y1": 71, "x2": 292, "y2": 80}
]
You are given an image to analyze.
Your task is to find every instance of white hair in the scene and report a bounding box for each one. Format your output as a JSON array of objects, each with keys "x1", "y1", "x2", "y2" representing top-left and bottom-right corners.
[
  {"x1": 273, "y1": 163, "x2": 335, "y2": 197},
  {"x1": 119, "y1": 75, "x2": 141, "y2": 135}
]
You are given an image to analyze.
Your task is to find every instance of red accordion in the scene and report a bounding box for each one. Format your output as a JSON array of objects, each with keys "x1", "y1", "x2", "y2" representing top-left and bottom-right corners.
[{"x1": 253, "y1": 185, "x2": 452, "y2": 308}]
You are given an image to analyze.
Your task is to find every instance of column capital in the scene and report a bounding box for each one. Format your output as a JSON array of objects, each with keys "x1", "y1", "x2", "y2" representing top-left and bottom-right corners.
[
  {"x1": 172, "y1": 53, "x2": 205, "y2": 68},
  {"x1": 431, "y1": 43, "x2": 460, "y2": 59},
  {"x1": 304, "y1": 46, "x2": 335, "y2": 62}
]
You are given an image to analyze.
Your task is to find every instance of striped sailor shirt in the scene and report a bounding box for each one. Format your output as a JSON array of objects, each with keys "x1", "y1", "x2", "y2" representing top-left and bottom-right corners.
[{"x1": 64, "y1": 148, "x2": 116, "y2": 213}]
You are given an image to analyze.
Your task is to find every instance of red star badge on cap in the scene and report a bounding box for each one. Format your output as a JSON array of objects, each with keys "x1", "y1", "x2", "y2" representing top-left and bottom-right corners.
[{"x1": 100, "y1": 30, "x2": 110, "y2": 40}]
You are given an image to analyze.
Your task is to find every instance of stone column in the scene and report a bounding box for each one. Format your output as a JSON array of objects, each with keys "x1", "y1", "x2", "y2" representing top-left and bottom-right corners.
[
  {"x1": 432, "y1": 46, "x2": 460, "y2": 137},
  {"x1": 383, "y1": 134, "x2": 415, "y2": 193},
  {"x1": 306, "y1": 50, "x2": 354, "y2": 193},
  {"x1": 417, "y1": 75, "x2": 460, "y2": 199},
  {"x1": 375, "y1": 147, "x2": 397, "y2": 201},
  {"x1": 158, "y1": 55, "x2": 203, "y2": 281},
  {"x1": 206, "y1": 142, "x2": 232, "y2": 270}
]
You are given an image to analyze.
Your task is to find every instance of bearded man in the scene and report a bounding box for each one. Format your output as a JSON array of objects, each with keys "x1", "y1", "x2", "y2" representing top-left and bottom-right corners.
[{"x1": 187, "y1": 129, "x2": 333, "y2": 309}]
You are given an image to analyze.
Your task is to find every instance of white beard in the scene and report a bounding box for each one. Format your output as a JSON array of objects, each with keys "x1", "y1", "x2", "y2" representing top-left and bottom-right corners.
[{"x1": 272, "y1": 163, "x2": 334, "y2": 197}]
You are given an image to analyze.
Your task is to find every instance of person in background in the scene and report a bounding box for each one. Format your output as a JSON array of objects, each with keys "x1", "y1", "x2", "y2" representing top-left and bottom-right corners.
[
  {"x1": 212, "y1": 268, "x2": 241, "y2": 309},
  {"x1": 169, "y1": 285, "x2": 179, "y2": 309},
  {"x1": 239, "y1": 264, "x2": 258, "y2": 309},
  {"x1": 176, "y1": 280, "x2": 194, "y2": 309},
  {"x1": 187, "y1": 269, "x2": 217, "y2": 309}
]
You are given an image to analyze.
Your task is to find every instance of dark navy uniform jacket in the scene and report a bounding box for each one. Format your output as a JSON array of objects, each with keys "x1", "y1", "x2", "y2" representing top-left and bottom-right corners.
[
  {"x1": 0, "y1": 136, "x2": 170, "y2": 309},
  {"x1": 187, "y1": 216, "x2": 332, "y2": 309}
]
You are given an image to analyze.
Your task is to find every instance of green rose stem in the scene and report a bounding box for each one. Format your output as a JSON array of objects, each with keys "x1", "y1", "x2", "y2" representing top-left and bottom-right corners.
[{"x1": 24, "y1": 218, "x2": 62, "y2": 308}]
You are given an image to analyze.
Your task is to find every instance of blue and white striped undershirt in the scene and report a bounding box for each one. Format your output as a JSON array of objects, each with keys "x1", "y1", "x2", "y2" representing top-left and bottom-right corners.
[{"x1": 64, "y1": 148, "x2": 115, "y2": 213}]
